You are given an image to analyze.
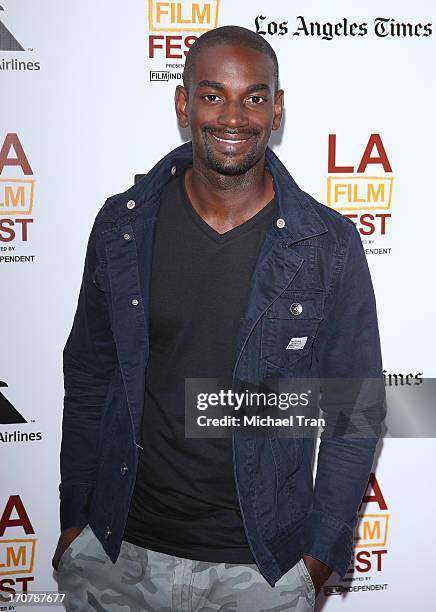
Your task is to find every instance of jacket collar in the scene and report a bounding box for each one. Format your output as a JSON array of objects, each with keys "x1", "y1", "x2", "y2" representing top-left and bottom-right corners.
[{"x1": 117, "y1": 140, "x2": 328, "y2": 246}]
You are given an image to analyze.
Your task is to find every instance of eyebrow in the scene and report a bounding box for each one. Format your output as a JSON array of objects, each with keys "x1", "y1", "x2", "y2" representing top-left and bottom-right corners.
[{"x1": 197, "y1": 80, "x2": 271, "y2": 93}]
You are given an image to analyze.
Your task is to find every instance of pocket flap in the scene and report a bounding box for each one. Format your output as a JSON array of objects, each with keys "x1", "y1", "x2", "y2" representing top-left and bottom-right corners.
[{"x1": 265, "y1": 292, "x2": 325, "y2": 320}]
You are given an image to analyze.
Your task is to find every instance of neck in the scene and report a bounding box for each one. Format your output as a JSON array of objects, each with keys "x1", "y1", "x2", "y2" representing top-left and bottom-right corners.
[{"x1": 184, "y1": 153, "x2": 275, "y2": 231}]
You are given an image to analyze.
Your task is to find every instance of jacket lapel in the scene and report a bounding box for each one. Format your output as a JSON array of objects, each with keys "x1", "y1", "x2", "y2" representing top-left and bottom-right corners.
[
  {"x1": 232, "y1": 148, "x2": 329, "y2": 379},
  {"x1": 232, "y1": 229, "x2": 304, "y2": 380}
]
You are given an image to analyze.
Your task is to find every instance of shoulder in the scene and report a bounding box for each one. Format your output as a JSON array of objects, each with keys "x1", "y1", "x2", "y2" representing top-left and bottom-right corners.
[
  {"x1": 300, "y1": 189, "x2": 357, "y2": 248},
  {"x1": 93, "y1": 177, "x2": 150, "y2": 230},
  {"x1": 92, "y1": 143, "x2": 193, "y2": 231}
]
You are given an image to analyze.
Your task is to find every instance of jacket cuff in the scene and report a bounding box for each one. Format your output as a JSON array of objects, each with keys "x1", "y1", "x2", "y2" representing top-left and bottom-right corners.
[
  {"x1": 301, "y1": 509, "x2": 354, "y2": 578},
  {"x1": 59, "y1": 482, "x2": 94, "y2": 531}
]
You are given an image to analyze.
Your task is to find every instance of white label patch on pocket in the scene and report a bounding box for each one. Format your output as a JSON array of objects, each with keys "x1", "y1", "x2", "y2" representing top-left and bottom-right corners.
[{"x1": 286, "y1": 336, "x2": 308, "y2": 350}]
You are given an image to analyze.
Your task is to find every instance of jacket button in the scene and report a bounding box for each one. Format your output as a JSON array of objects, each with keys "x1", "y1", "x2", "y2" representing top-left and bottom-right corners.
[
  {"x1": 123, "y1": 233, "x2": 130, "y2": 240},
  {"x1": 126, "y1": 200, "x2": 136, "y2": 210},
  {"x1": 171, "y1": 165, "x2": 177, "y2": 175},
  {"x1": 105, "y1": 526, "x2": 112, "y2": 539},
  {"x1": 120, "y1": 462, "x2": 128, "y2": 476},
  {"x1": 131, "y1": 299, "x2": 139, "y2": 306},
  {"x1": 276, "y1": 218, "x2": 285, "y2": 229},
  {"x1": 290, "y1": 302, "x2": 303, "y2": 316}
]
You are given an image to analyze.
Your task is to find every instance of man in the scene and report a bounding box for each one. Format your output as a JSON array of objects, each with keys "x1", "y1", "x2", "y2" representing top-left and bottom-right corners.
[{"x1": 52, "y1": 25, "x2": 384, "y2": 611}]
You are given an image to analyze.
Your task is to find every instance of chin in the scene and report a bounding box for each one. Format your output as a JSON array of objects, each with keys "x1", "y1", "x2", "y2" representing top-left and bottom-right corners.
[
  {"x1": 206, "y1": 152, "x2": 261, "y2": 177},
  {"x1": 210, "y1": 163, "x2": 250, "y2": 176}
]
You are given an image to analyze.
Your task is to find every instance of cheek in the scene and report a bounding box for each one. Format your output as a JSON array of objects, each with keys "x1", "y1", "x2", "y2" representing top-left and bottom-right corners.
[{"x1": 190, "y1": 104, "x2": 217, "y2": 123}]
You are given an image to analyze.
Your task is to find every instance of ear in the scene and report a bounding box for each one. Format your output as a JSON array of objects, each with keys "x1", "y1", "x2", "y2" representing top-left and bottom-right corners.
[
  {"x1": 272, "y1": 89, "x2": 284, "y2": 131},
  {"x1": 175, "y1": 85, "x2": 189, "y2": 129}
]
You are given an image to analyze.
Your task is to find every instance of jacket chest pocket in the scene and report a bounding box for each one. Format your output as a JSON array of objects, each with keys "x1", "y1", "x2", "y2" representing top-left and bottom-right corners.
[
  {"x1": 261, "y1": 291, "x2": 325, "y2": 370},
  {"x1": 93, "y1": 264, "x2": 110, "y2": 293}
]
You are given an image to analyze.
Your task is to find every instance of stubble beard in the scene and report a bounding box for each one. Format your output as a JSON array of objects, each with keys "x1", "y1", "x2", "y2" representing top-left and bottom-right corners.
[{"x1": 201, "y1": 130, "x2": 263, "y2": 176}]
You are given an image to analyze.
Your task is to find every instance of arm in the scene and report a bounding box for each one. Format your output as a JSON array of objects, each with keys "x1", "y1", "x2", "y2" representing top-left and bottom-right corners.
[
  {"x1": 301, "y1": 222, "x2": 385, "y2": 589},
  {"x1": 59, "y1": 218, "x2": 118, "y2": 532}
]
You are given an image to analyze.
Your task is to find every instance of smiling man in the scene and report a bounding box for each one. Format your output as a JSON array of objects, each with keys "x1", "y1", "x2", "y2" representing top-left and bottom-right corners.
[{"x1": 53, "y1": 25, "x2": 384, "y2": 611}]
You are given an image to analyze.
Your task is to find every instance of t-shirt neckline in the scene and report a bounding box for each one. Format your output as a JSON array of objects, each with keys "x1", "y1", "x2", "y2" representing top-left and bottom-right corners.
[{"x1": 178, "y1": 169, "x2": 276, "y2": 244}]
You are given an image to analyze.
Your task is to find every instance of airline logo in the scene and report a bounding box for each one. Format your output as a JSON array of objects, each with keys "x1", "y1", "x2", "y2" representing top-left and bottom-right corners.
[{"x1": 0, "y1": 4, "x2": 24, "y2": 51}]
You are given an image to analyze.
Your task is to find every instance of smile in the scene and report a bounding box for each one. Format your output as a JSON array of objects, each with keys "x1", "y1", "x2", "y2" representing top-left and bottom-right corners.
[{"x1": 212, "y1": 135, "x2": 250, "y2": 144}]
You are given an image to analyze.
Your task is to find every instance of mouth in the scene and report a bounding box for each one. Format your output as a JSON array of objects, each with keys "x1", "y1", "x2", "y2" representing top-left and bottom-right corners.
[
  {"x1": 212, "y1": 135, "x2": 251, "y2": 144},
  {"x1": 209, "y1": 133, "x2": 253, "y2": 153}
]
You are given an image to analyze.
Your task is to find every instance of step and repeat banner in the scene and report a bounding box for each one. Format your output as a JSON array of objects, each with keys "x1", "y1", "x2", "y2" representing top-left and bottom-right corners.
[{"x1": 1, "y1": 1, "x2": 435, "y2": 610}]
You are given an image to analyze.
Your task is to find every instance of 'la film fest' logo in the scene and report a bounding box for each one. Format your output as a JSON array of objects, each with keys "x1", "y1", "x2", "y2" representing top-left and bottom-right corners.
[
  {"x1": 354, "y1": 473, "x2": 389, "y2": 572},
  {"x1": 148, "y1": 0, "x2": 220, "y2": 81},
  {"x1": 324, "y1": 473, "x2": 389, "y2": 596},
  {"x1": 0, "y1": 133, "x2": 36, "y2": 263},
  {"x1": 327, "y1": 134, "x2": 393, "y2": 251},
  {"x1": 0, "y1": 496, "x2": 36, "y2": 598}
]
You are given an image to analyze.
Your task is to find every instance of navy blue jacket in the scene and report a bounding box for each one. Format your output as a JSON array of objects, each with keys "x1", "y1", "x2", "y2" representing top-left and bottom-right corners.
[{"x1": 59, "y1": 141, "x2": 384, "y2": 586}]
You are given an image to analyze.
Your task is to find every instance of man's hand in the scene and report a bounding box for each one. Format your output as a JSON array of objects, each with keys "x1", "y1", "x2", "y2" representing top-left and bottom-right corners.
[
  {"x1": 51, "y1": 526, "x2": 84, "y2": 571},
  {"x1": 302, "y1": 554, "x2": 332, "y2": 598}
]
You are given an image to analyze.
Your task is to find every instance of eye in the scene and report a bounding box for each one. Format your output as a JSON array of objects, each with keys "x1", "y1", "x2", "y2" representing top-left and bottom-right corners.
[
  {"x1": 247, "y1": 96, "x2": 268, "y2": 105},
  {"x1": 202, "y1": 94, "x2": 222, "y2": 103}
]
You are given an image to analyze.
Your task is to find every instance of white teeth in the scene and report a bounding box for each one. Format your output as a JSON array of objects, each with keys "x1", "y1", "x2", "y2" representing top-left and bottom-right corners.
[{"x1": 212, "y1": 135, "x2": 246, "y2": 144}]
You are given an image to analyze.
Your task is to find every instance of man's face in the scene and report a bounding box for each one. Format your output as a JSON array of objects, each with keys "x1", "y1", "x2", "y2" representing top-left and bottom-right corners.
[{"x1": 175, "y1": 44, "x2": 284, "y2": 176}]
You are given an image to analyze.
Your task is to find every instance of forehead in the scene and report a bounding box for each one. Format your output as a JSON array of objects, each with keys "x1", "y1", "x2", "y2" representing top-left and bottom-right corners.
[{"x1": 191, "y1": 44, "x2": 274, "y2": 89}]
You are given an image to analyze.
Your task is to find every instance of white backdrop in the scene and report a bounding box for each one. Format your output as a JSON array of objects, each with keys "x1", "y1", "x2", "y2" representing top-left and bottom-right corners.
[{"x1": 1, "y1": 1, "x2": 435, "y2": 609}]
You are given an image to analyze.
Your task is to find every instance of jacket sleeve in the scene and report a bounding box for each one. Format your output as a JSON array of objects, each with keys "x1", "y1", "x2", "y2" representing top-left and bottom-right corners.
[
  {"x1": 301, "y1": 221, "x2": 386, "y2": 578},
  {"x1": 59, "y1": 217, "x2": 118, "y2": 531}
]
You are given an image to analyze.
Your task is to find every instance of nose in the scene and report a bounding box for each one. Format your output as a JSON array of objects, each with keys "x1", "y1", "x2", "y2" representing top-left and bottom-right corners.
[{"x1": 217, "y1": 99, "x2": 249, "y2": 129}]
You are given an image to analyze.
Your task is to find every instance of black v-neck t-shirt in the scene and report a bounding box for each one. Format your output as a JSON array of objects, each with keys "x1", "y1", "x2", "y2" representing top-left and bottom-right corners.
[{"x1": 123, "y1": 169, "x2": 276, "y2": 562}]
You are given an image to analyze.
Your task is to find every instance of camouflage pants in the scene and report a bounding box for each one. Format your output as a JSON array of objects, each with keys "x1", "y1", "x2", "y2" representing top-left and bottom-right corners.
[{"x1": 57, "y1": 524, "x2": 315, "y2": 611}]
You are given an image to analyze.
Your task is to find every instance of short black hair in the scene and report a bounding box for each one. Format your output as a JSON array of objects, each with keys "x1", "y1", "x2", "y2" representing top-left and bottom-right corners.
[{"x1": 182, "y1": 25, "x2": 279, "y2": 93}]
